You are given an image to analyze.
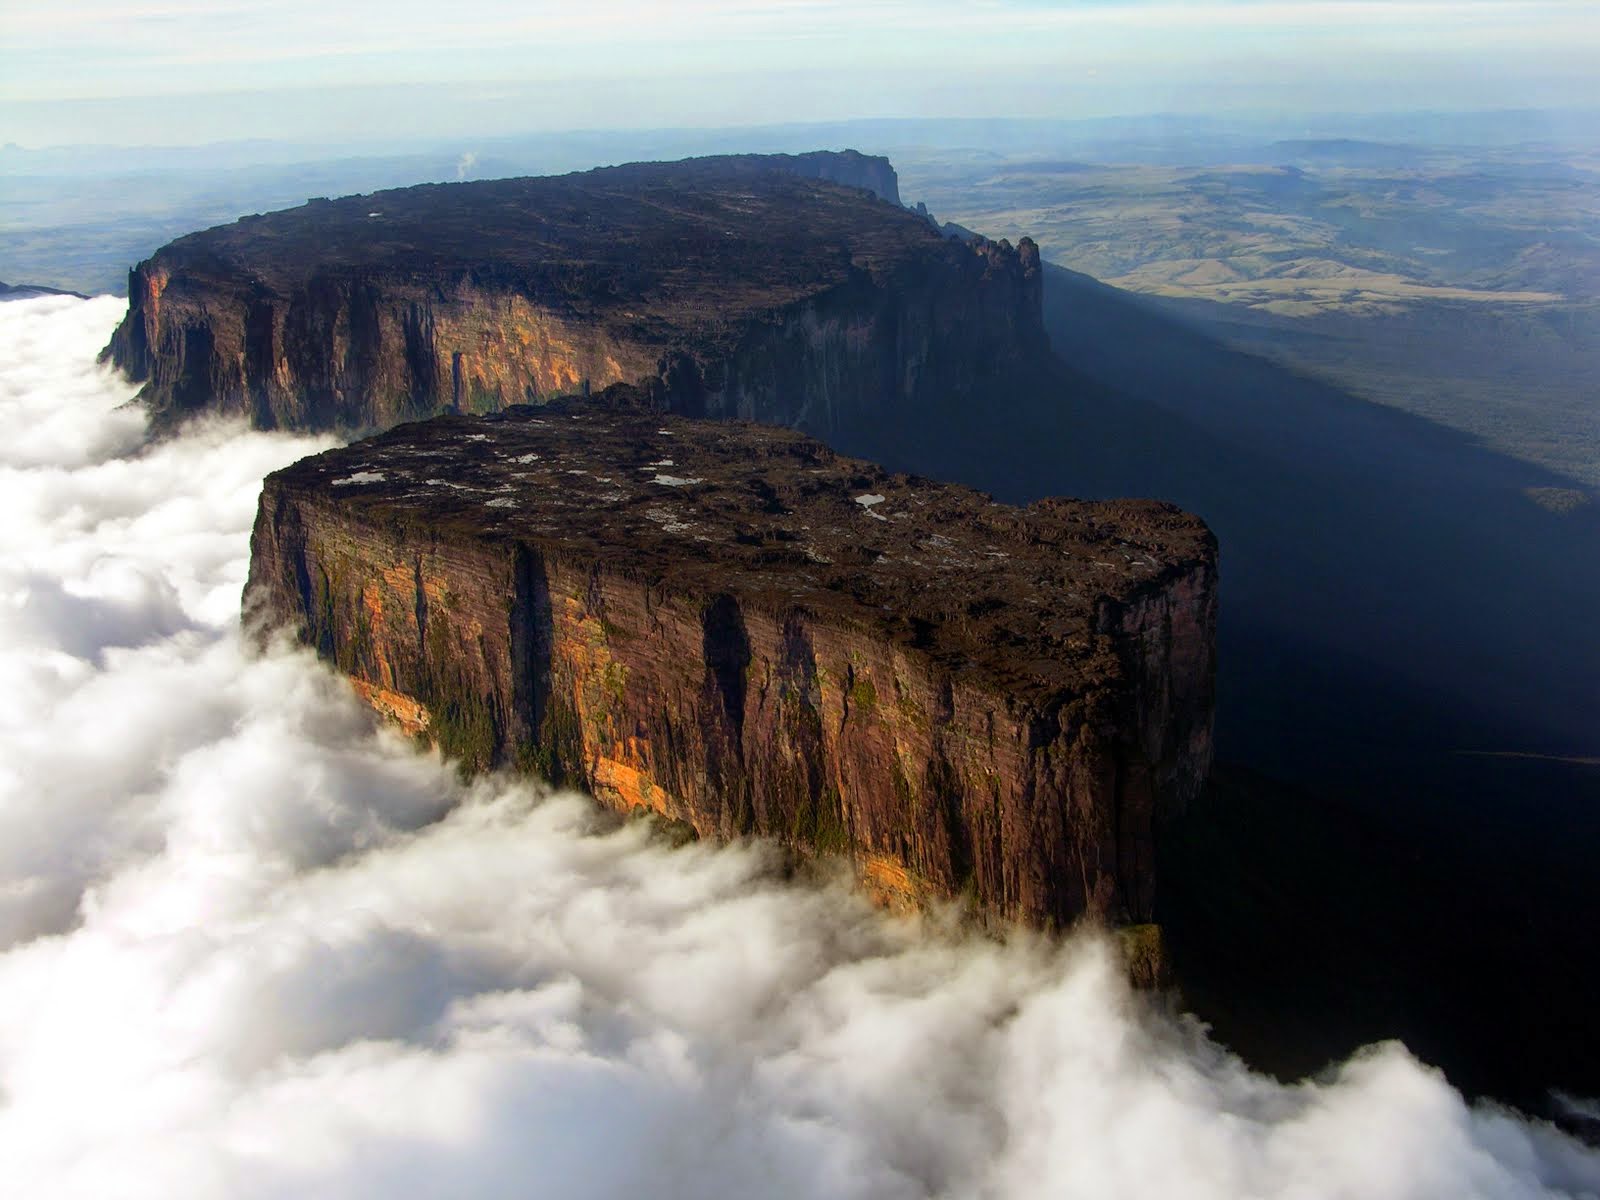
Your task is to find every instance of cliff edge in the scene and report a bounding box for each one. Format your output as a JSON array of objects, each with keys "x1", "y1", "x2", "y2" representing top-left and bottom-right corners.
[
  {"x1": 246, "y1": 395, "x2": 1217, "y2": 928},
  {"x1": 104, "y1": 152, "x2": 1039, "y2": 435}
]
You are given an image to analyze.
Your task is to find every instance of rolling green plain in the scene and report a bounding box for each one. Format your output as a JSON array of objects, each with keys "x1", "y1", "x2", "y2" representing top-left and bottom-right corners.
[{"x1": 898, "y1": 139, "x2": 1600, "y2": 489}]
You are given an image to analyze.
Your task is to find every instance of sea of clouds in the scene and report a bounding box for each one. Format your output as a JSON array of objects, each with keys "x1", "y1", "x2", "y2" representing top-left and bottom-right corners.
[{"x1": 0, "y1": 294, "x2": 1595, "y2": 1198}]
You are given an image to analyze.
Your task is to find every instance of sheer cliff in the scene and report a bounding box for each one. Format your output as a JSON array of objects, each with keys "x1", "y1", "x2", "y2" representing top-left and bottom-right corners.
[
  {"x1": 103, "y1": 152, "x2": 1038, "y2": 436},
  {"x1": 245, "y1": 397, "x2": 1216, "y2": 929}
]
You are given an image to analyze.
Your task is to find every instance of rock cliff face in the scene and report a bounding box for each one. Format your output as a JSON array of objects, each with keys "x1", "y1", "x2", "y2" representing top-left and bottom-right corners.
[
  {"x1": 246, "y1": 397, "x2": 1216, "y2": 928},
  {"x1": 104, "y1": 152, "x2": 1039, "y2": 436}
]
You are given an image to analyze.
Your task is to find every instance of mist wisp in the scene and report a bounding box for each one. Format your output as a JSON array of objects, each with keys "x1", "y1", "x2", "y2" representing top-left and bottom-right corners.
[{"x1": 1, "y1": 295, "x2": 1595, "y2": 1198}]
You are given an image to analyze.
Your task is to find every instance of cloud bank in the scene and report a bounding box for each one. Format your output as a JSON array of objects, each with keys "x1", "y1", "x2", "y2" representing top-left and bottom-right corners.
[{"x1": 0, "y1": 295, "x2": 1595, "y2": 1198}]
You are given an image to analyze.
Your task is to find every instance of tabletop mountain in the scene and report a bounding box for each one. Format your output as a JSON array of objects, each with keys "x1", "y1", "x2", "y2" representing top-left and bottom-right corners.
[
  {"x1": 247, "y1": 396, "x2": 1216, "y2": 928},
  {"x1": 103, "y1": 152, "x2": 1041, "y2": 438}
]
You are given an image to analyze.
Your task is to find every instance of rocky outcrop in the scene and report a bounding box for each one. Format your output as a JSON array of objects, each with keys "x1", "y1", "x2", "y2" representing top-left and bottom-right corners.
[
  {"x1": 716, "y1": 149, "x2": 902, "y2": 203},
  {"x1": 246, "y1": 396, "x2": 1217, "y2": 928},
  {"x1": 103, "y1": 152, "x2": 1040, "y2": 436}
]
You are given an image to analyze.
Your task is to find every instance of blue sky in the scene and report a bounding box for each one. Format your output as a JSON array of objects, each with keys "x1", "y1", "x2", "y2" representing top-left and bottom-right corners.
[{"x1": 2, "y1": 0, "x2": 1597, "y2": 146}]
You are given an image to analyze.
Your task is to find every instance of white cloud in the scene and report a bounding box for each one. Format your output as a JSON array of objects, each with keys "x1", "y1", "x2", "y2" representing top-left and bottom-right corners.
[{"x1": 0, "y1": 295, "x2": 1594, "y2": 1197}]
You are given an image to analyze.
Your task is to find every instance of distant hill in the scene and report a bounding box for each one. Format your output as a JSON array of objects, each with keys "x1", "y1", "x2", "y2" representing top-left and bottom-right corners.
[{"x1": 0, "y1": 280, "x2": 87, "y2": 300}]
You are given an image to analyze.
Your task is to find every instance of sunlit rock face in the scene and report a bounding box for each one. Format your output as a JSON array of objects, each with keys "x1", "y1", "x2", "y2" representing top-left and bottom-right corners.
[
  {"x1": 102, "y1": 151, "x2": 1041, "y2": 438},
  {"x1": 246, "y1": 396, "x2": 1216, "y2": 929}
]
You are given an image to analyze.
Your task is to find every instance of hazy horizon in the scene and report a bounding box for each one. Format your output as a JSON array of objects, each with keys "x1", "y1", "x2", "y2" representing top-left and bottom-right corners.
[
  {"x1": 5, "y1": 105, "x2": 1600, "y2": 160},
  {"x1": 3, "y1": 0, "x2": 1597, "y2": 148}
]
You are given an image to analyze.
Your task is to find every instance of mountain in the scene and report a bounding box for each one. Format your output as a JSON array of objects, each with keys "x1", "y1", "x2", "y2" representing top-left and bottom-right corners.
[
  {"x1": 247, "y1": 394, "x2": 1217, "y2": 930},
  {"x1": 100, "y1": 152, "x2": 1039, "y2": 436}
]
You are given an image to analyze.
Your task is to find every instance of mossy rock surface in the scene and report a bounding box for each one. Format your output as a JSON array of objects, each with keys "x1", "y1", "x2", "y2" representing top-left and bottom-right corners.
[{"x1": 1116, "y1": 923, "x2": 1170, "y2": 990}]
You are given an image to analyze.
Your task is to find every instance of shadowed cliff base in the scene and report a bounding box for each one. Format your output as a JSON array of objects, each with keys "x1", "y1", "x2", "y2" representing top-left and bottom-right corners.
[{"x1": 1159, "y1": 764, "x2": 1600, "y2": 1129}]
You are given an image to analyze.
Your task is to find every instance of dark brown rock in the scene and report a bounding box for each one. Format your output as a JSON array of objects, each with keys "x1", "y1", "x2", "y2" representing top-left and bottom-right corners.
[
  {"x1": 246, "y1": 394, "x2": 1216, "y2": 928},
  {"x1": 103, "y1": 152, "x2": 1041, "y2": 436},
  {"x1": 719, "y1": 149, "x2": 902, "y2": 203}
]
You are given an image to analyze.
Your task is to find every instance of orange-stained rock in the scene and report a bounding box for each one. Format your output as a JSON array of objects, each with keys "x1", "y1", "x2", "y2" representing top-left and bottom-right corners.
[{"x1": 349, "y1": 679, "x2": 431, "y2": 738}]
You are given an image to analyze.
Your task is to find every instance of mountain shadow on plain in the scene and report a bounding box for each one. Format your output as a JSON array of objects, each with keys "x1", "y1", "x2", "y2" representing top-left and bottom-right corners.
[{"x1": 814, "y1": 259, "x2": 1600, "y2": 1119}]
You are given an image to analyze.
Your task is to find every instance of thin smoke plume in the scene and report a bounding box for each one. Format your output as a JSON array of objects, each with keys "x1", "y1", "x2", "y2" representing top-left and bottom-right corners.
[{"x1": 0, "y1": 295, "x2": 1595, "y2": 1198}]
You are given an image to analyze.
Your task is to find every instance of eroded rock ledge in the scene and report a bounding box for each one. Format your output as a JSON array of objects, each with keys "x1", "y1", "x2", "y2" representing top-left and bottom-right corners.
[
  {"x1": 104, "y1": 151, "x2": 1041, "y2": 437},
  {"x1": 246, "y1": 395, "x2": 1216, "y2": 928}
]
